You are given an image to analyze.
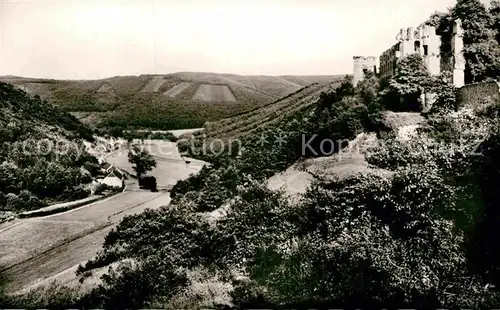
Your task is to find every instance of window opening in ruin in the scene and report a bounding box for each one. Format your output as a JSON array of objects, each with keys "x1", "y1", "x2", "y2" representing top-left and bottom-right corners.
[
  {"x1": 414, "y1": 41, "x2": 421, "y2": 52},
  {"x1": 423, "y1": 45, "x2": 428, "y2": 56}
]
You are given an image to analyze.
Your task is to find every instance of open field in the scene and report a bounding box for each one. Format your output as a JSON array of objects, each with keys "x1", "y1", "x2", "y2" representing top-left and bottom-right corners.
[
  {"x1": 192, "y1": 84, "x2": 236, "y2": 102},
  {"x1": 0, "y1": 218, "x2": 97, "y2": 270},
  {"x1": 169, "y1": 127, "x2": 204, "y2": 138},
  {"x1": 0, "y1": 188, "x2": 162, "y2": 270},
  {"x1": 96, "y1": 83, "x2": 115, "y2": 94},
  {"x1": 140, "y1": 76, "x2": 166, "y2": 92},
  {"x1": 0, "y1": 73, "x2": 347, "y2": 130},
  {"x1": 0, "y1": 190, "x2": 172, "y2": 292},
  {"x1": 69, "y1": 111, "x2": 109, "y2": 125},
  {"x1": 105, "y1": 140, "x2": 205, "y2": 189},
  {"x1": 128, "y1": 127, "x2": 204, "y2": 138},
  {"x1": 266, "y1": 133, "x2": 387, "y2": 202}
]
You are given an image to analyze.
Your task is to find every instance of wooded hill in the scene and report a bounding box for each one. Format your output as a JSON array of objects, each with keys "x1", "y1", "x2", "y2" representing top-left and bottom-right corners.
[{"x1": 0, "y1": 73, "x2": 344, "y2": 131}]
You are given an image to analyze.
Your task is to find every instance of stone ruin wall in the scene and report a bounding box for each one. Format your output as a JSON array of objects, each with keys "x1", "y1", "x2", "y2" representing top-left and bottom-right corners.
[
  {"x1": 379, "y1": 44, "x2": 399, "y2": 81},
  {"x1": 378, "y1": 23, "x2": 442, "y2": 81},
  {"x1": 352, "y1": 56, "x2": 378, "y2": 86},
  {"x1": 351, "y1": 18, "x2": 499, "y2": 112},
  {"x1": 457, "y1": 81, "x2": 500, "y2": 108},
  {"x1": 354, "y1": 19, "x2": 465, "y2": 88}
]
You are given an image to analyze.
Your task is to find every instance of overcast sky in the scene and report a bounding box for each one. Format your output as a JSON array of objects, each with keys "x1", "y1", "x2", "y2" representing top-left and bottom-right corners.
[{"x1": 0, "y1": 0, "x2": 465, "y2": 79}]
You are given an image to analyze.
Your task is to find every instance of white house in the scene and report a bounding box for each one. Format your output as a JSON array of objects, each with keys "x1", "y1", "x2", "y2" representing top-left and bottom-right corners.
[{"x1": 99, "y1": 165, "x2": 126, "y2": 188}]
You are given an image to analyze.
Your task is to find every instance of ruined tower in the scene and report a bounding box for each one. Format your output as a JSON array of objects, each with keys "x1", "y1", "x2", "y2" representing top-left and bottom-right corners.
[
  {"x1": 398, "y1": 26, "x2": 415, "y2": 57},
  {"x1": 421, "y1": 24, "x2": 441, "y2": 76},
  {"x1": 451, "y1": 19, "x2": 465, "y2": 87},
  {"x1": 352, "y1": 56, "x2": 378, "y2": 86}
]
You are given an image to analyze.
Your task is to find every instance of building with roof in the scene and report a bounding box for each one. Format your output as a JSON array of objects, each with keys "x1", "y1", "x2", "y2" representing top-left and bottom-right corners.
[{"x1": 98, "y1": 165, "x2": 126, "y2": 188}]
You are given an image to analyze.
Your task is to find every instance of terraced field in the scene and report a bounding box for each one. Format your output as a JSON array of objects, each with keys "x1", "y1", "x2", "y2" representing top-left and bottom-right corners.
[
  {"x1": 192, "y1": 84, "x2": 236, "y2": 102},
  {"x1": 280, "y1": 75, "x2": 344, "y2": 86},
  {"x1": 248, "y1": 76, "x2": 302, "y2": 98},
  {"x1": 140, "y1": 76, "x2": 166, "y2": 92},
  {"x1": 164, "y1": 81, "x2": 192, "y2": 97},
  {"x1": 205, "y1": 81, "x2": 342, "y2": 140},
  {"x1": 96, "y1": 83, "x2": 115, "y2": 94}
]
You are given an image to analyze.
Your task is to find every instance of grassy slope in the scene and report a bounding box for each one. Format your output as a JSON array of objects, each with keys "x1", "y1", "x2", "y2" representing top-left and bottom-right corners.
[{"x1": 0, "y1": 73, "x2": 345, "y2": 130}]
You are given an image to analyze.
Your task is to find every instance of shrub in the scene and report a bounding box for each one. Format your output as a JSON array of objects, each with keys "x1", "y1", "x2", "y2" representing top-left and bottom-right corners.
[
  {"x1": 0, "y1": 282, "x2": 84, "y2": 309},
  {"x1": 94, "y1": 183, "x2": 111, "y2": 195},
  {"x1": 4, "y1": 193, "x2": 21, "y2": 211},
  {"x1": 2, "y1": 191, "x2": 45, "y2": 211},
  {"x1": 176, "y1": 139, "x2": 191, "y2": 155},
  {"x1": 0, "y1": 192, "x2": 6, "y2": 206},
  {"x1": 82, "y1": 259, "x2": 189, "y2": 309},
  {"x1": 0, "y1": 161, "x2": 21, "y2": 194},
  {"x1": 83, "y1": 161, "x2": 101, "y2": 177},
  {"x1": 148, "y1": 131, "x2": 177, "y2": 142},
  {"x1": 61, "y1": 184, "x2": 91, "y2": 201},
  {"x1": 428, "y1": 72, "x2": 458, "y2": 113}
]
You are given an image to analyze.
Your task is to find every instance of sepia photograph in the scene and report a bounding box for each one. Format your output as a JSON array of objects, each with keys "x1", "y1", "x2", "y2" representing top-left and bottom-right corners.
[{"x1": 1, "y1": 0, "x2": 500, "y2": 308}]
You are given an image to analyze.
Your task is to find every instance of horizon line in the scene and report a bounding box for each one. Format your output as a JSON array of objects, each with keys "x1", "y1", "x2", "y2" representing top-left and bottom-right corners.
[{"x1": 0, "y1": 71, "x2": 353, "y2": 81}]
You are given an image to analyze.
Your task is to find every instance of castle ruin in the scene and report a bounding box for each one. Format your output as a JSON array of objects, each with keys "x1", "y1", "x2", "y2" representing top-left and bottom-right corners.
[
  {"x1": 352, "y1": 56, "x2": 378, "y2": 86},
  {"x1": 352, "y1": 19, "x2": 465, "y2": 91}
]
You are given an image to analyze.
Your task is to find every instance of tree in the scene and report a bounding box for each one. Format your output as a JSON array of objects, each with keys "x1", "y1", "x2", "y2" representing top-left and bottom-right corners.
[
  {"x1": 463, "y1": 39, "x2": 500, "y2": 81},
  {"x1": 453, "y1": 0, "x2": 494, "y2": 44},
  {"x1": 452, "y1": 0, "x2": 500, "y2": 82},
  {"x1": 316, "y1": 75, "x2": 354, "y2": 109},
  {"x1": 428, "y1": 71, "x2": 458, "y2": 113},
  {"x1": 490, "y1": 0, "x2": 500, "y2": 42},
  {"x1": 128, "y1": 145, "x2": 156, "y2": 177},
  {"x1": 386, "y1": 54, "x2": 433, "y2": 111},
  {"x1": 355, "y1": 70, "x2": 380, "y2": 105}
]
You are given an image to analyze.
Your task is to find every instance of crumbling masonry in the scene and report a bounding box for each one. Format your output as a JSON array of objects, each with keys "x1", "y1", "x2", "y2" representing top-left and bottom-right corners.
[
  {"x1": 352, "y1": 56, "x2": 378, "y2": 86},
  {"x1": 352, "y1": 19, "x2": 465, "y2": 93}
]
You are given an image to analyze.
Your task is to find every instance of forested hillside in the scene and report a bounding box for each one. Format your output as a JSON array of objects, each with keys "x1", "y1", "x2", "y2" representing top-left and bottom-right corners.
[
  {"x1": 0, "y1": 82, "x2": 99, "y2": 216},
  {"x1": 0, "y1": 73, "x2": 343, "y2": 132}
]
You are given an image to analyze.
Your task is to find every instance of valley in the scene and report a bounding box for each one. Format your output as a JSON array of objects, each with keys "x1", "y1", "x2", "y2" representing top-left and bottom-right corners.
[
  {"x1": 4, "y1": 0, "x2": 500, "y2": 307},
  {"x1": 0, "y1": 139, "x2": 205, "y2": 293},
  {"x1": 0, "y1": 73, "x2": 344, "y2": 131}
]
